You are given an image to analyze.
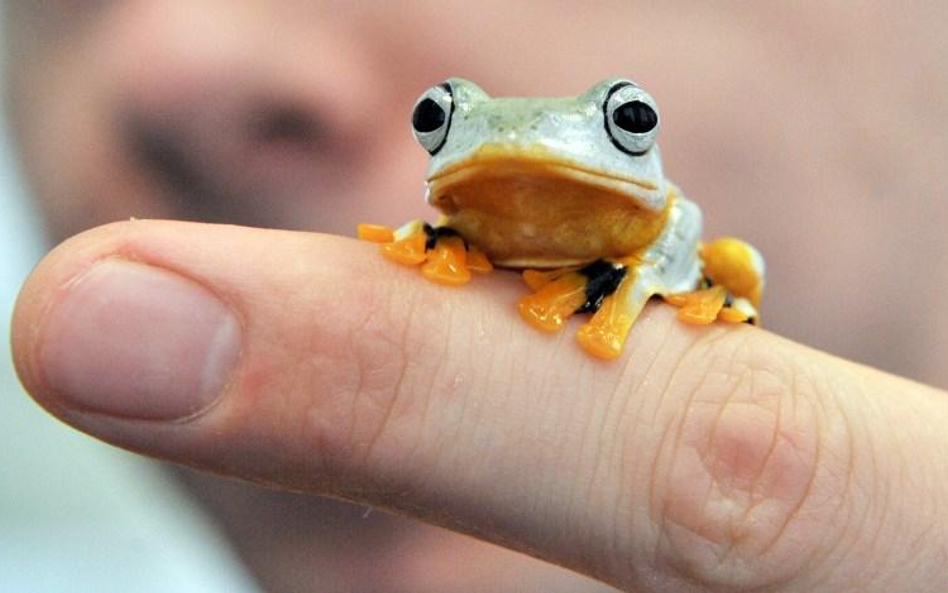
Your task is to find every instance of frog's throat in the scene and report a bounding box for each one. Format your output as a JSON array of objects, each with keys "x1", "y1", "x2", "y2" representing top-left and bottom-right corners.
[
  {"x1": 428, "y1": 149, "x2": 661, "y2": 210},
  {"x1": 425, "y1": 151, "x2": 671, "y2": 268}
]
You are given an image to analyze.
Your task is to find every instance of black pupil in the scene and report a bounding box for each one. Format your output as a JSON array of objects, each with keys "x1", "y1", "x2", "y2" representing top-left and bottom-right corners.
[
  {"x1": 612, "y1": 101, "x2": 657, "y2": 134},
  {"x1": 412, "y1": 98, "x2": 446, "y2": 133}
]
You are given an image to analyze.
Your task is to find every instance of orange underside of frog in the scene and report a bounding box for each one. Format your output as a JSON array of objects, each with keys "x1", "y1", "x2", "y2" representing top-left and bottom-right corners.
[{"x1": 358, "y1": 173, "x2": 763, "y2": 361}]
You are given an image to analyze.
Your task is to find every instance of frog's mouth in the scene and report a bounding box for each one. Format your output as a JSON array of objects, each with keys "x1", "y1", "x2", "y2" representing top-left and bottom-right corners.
[{"x1": 426, "y1": 145, "x2": 670, "y2": 267}]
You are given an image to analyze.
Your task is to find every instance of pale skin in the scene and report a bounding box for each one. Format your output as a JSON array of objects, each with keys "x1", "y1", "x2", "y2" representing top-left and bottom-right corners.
[
  {"x1": 11, "y1": 220, "x2": 948, "y2": 591},
  {"x1": 6, "y1": 1, "x2": 948, "y2": 591}
]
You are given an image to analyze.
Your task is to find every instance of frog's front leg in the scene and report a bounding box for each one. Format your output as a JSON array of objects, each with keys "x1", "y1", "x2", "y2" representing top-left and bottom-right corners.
[
  {"x1": 575, "y1": 262, "x2": 657, "y2": 360},
  {"x1": 357, "y1": 220, "x2": 493, "y2": 286},
  {"x1": 518, "y1": 259, "x2": 647, "y2": 359},
  {"x1": 517, "y1": 261, "x2": 621, "y2": 332}
]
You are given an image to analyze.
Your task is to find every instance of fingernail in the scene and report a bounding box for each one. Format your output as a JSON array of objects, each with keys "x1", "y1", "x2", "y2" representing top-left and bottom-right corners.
[{"x1": 39, "y1": 259, "x2": 241, "y2": 420}]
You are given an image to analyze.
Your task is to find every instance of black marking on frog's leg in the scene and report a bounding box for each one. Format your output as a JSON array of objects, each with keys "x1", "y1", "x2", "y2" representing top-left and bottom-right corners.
[
  {"x1": 575, "y1": 259, "x2": 628, "y2": 314},
  {"x1": 423, "y1": 223, "x2": 465, "y2": 250}
]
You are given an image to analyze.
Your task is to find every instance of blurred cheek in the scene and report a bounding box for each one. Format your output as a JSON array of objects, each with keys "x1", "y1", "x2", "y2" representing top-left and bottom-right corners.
[{"x1": 12, "y1": 31, "x2": 156, "y2": 241}]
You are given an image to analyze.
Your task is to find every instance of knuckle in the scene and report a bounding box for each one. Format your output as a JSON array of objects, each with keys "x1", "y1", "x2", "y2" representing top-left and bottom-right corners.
[{"x1": 643, "y1": 332, "x2": 854, "y2": 589}]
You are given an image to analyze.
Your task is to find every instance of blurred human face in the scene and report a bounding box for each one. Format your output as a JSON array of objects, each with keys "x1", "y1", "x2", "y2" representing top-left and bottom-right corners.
[{"x1": 7, "y1": 1, "x2": 948, "y2": 590}]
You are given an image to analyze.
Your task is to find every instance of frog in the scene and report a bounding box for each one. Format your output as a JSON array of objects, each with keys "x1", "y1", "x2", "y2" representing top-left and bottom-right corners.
[{"x1": 358, "y1": 78, "x2": 764, "y2": 360}]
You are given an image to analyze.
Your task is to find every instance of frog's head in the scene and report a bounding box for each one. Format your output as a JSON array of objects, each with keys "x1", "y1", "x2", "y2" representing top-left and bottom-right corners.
[{"x1": 409, "y1": 78, "x2": 669, "y2": 266}]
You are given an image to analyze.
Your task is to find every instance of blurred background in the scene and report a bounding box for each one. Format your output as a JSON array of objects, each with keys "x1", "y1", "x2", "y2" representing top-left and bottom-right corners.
[
  {"x1": 1, "y1": 1, "x2": 947, "y2": 591},
  {"x1": 0, "y1": 13, "x2": 259, "y2": 593}
]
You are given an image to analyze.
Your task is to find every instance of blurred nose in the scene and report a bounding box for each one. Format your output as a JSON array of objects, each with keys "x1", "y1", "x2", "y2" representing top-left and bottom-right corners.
[{"x1": 101, "y1": 0, "x2": 427, "y2": 231}]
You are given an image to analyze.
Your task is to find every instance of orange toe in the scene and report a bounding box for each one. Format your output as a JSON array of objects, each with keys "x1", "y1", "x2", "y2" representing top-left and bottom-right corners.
[
  {"x1": 676, "y1": 286, "x2": 727, "y2": 325},
  {"x1": 517, "y1": 272, "x2": 588, "y2": 332},
  {"x1": 381, "y1": 230, "x2": 428, "y2": 265},
  {"x1": 522, "y1": 267, "x2": 578, "y2": 292},
  {"x1": 357, "y1": 223, "x2": 395, "y2": 244},
  {"x1": 421, "y1": 236, "x2": 471, "y2": 286},
  {"x1": 718, "y1": 306, "x2": 750, "y2": 323},
  {"x1": 575, "y1": 279, "x2": 636, "y2": 360},
  {"x1": 466, "y1": 248, "x2": 494, "y2": 274}
]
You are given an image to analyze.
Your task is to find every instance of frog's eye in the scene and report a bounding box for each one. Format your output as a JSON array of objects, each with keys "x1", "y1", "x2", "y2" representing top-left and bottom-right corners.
[
  {"x1": 604, "y1": 82, "x2": 660, "y2": 156},
  {"x1": 411, "y1": 83, "x2": 454, "y2": 155}
]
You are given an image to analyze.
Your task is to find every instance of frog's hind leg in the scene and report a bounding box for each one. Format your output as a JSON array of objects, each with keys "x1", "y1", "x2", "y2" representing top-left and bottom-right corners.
[
  {"x1": 665, "y1": 237, "x2": 765, "y2": 325},
  {"x1": 357, "y1": 220, "x2": 493, "y2": 286},
  {"x1": 702, "y1": 237, "x2": 765, "y2": 324}
]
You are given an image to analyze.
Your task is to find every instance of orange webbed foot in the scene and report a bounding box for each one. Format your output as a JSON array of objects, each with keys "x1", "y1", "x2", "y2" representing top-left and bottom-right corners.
[
  {"x1": 380, "y1": 222, "x2": 427, "y2": 265},
  {"x1": 356, "y1": 223, "x2": 395, "y2": 244},
  {"x1": 664, "y1": 286, "x2": 758, "y2": 325},
  {"x1": 665, "y1": 285, "x2": 727, "y2": 324},
  {"x1": 576, "y1": 278, "x2": 640, "y2": 360},
  {"x1": 359, "y1": 221, "x2": 493, "y2": 286},
  {"x1": 422, "y1": 235, "x2": 471, "y2": 286},
  {"x1": 520, "y1": 260, "x2": 644, "y2": 359},
  {"x1": 466, "y1": 247, "x2": 494, "y2": 274},
  {"x1": 517, "y1": 271, "x2": 589, "y2": 332}
]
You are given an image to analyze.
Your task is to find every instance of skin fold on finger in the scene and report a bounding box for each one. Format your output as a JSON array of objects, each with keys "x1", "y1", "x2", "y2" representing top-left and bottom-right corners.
[{"x1": 11, "y1": 220, "x2": 948, "y2": 592}]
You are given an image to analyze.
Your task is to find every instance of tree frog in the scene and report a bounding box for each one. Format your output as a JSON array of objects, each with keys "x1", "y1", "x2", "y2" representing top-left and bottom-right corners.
[{"x1": 358, "y1": 78, "x2": 764, "y2": 360}]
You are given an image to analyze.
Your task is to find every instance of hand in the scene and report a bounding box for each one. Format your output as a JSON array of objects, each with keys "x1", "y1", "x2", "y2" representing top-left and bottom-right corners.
[{"x1": 11, "y1": 220, "x2": 948, "y2": 592}]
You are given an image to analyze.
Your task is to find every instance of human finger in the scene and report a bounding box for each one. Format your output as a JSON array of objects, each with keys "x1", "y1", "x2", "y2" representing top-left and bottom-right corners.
[{"x1": 11, "y1": 220, "x2": 948, "y2": 592}]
